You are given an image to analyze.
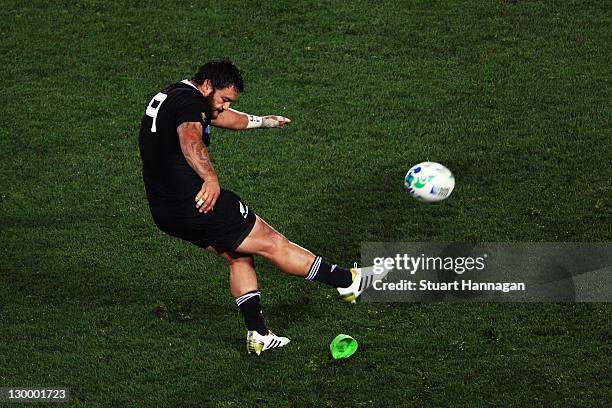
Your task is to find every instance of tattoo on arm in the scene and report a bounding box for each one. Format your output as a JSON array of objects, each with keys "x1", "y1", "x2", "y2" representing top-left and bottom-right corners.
[{"x1": 178, "y1": 122, "x2": 217, "y2": 181}]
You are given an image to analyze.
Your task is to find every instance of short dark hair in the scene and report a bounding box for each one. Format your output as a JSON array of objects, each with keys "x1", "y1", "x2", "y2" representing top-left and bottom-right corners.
[{"x1": 193, "y1": 59, "x2": 244, "y2": 92}]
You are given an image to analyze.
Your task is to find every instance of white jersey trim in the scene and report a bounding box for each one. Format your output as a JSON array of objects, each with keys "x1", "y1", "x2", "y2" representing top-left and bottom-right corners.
[{"x1": 181, "y1": 79, "x2": 198, "y2": 90}]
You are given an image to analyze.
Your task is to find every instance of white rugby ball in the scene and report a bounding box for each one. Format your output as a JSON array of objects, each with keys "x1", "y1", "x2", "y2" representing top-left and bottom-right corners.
[{"x1": 404, "y1": 162, "x2": 455, "y2": 203}]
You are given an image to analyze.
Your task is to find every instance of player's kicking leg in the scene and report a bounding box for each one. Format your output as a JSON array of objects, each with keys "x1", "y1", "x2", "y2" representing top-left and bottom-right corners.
[
  {"x1": 215, "y1": 215, "x2": 392, "y2": 355},
  {"x1": 236, "y1": 216, "x2": 393, "y2": 303}
]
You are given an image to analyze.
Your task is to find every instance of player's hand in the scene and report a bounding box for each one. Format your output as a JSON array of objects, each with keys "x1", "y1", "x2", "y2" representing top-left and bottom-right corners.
[
  {"x1": 195, "y1": 178, "x2": 220, "y2": 214},
  {"x1": 262, "y1": 115, "x2": 291, "y2": 128}
]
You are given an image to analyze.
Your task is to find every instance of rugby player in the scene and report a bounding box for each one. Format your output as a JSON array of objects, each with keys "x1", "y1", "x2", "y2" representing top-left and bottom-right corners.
[{"x1": 139, "y1": 60, "x2": 389, "y2": 355}]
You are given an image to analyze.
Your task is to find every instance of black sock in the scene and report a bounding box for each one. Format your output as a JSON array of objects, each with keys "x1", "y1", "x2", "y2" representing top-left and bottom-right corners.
[
  {"x1": 305, "y1": 256, "x2": 353, "y2": 288},
  {"x1": 235, "y1": 290, "x2": 268, "y2": 336}
]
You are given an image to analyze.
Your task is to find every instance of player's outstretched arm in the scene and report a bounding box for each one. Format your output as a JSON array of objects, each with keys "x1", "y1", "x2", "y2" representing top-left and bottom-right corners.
[
  {"x1": 177, "y1": 121, "x2": 220, "y2": 213},
  {"x1": 212, "y1": 108, "x2": 291, "y2": 130}
]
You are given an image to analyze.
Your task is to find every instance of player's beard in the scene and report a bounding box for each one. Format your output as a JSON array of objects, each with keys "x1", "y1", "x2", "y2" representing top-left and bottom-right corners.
[{"x1": 205, "y1": 91, "x2": 222, "y2": 119}]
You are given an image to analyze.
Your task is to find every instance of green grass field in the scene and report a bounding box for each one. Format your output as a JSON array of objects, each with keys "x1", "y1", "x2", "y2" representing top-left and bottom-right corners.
[{"x1": 1, "y1": 0, "x2": 611, "y2": 406}]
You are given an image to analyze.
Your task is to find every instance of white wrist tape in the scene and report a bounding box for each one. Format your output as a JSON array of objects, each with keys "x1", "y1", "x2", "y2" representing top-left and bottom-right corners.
[{"x1": 246, "y1": 114, "x2": 263, "y2": 129}]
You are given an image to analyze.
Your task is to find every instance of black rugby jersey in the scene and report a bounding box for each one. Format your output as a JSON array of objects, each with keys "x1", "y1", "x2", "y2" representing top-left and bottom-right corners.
[{"x1": 139, "y1": 80, "x2": 213, "y2": 205}]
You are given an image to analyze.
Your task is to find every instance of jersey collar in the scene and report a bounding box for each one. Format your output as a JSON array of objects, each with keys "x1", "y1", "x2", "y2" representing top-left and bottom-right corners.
[{"x1": 181, "y1": 79, "x2": 199, "y2": 90}]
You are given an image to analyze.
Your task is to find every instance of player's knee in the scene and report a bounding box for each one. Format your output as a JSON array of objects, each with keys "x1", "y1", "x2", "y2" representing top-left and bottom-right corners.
[
  {"x1": 260, "y1": 229, "x2": 290, "y2": 258},
  {"x1": 228, "y1": 254, "x2": 254, "y2": 267},
  {"x1": 217, "y1": 249, "x2": 255, "y2": 270}
]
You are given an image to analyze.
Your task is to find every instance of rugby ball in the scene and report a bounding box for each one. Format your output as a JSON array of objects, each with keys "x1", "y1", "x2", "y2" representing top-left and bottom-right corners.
[{"x1": 404, "y1": 162, "x2": 455, "y2": 203}]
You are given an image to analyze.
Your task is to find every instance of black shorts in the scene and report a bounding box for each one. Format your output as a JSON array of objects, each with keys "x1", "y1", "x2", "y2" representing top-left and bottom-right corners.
[{"x1": 148, "y1": 188, "x2": 257, "y2": 254}]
